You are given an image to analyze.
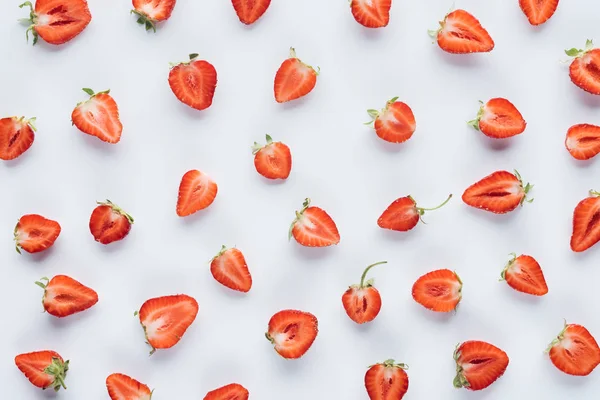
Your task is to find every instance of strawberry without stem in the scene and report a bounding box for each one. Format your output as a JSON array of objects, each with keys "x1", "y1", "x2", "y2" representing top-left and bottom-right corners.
[
  {"x1": 566, "y1": 40, "x2": 600, "y2": 95},
  {"x1": 289, "y1": 198, "x2": 340, "y2": 247},
  {"x1": 0, "y1": 116, "x2": 36, "y2": 161},
  {"x1": 350, "y1": 0, "x2": 392, "y2": 28},
  {"x1": 547, "y1": 321, "x2": 600, "y2": 376},
  {"x1": 106, "y1": 373, "x2": 153, "y2": 400},
  {"x1": 136, "y1": 294, "x2": 199, "y2": 355},
  {"x1": 131, "y1": 0, "x2": 176, "y2": 32},
  {"x1": 266, "y1": 309, "x2": 318, "y2": 359},
  {"x1": 565, "y1": 124, "x2": 600, "y2": 160},
  {"x1": 35, "y1": 275, "x2": 98, "y2": 318},
  {"x1": 412, "y1": 269, "x2": 462, "y2": 313},
  {"x1": 453, "y1": 341, "x2": 509, "y2": 391},
  {"x1": 169, "y1": 54, "x2": 217, "y2": 111},
  {"x1": 274, "y1": 48, "x2": 319, "y2": 103},
  {"x1": 500, "y1": 254, "x2": 548, "y2": 296},
  {"x1": 204, "y1": 383, "x2": 249, "y2": 400},
  {"x1": 232, "y1": 0, "x2": 270, "y2": 25},
  {"x1": 429, "y1": 9, "x2": 494, "y2": 54},
  {"x1": 19, "y1": 0, "x2": 91, "y2": 45},
  {"x1": 366, "y1": 97, "x2": 416, "y2": 143},
  {"x1": 342, "y1": 261, "x2": 387, "y2": 324},
  {"x1": 519, "y1": 0, "x2": 559, "y2": 26},
  {"x1": 15, "y1": 350, "x2": 68, "y2": 391},
  {"x1": 72, "y1": 88, "x2": 123, "y2": 144},
  {"x1": 14, "y1": 214, "x2": 61, "y2": 254},
  {"x1": 468, "y1": 98, "x2": 526, "y2": 139},
  {"x1": 89, "y1": 200, "x2": 134, "y2": 245},
  {"x1": 176, "y1": 169, "x2": 218, "y2": 217},
  {"x1": 210, "y1": 246, "x2": 252, "y2": 293},
  {"x1": 378, "y1": 194, "x2": 452, "y2": 232},
  {"x1": 570, "y1": 190, "x2": 600, "y2": 252},
  {"x1": 365, "y1": 359, "x2": 409, "y2": 400},
  {"x1": 462, "y1": 170, "x2": 533, "y2": 214},
  {"x1": 252, "y1": 134, "x2": 292, "y2": 180}
]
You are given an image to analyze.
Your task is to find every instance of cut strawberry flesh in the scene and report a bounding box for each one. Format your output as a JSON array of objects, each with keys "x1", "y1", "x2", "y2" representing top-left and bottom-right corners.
[
  {"x1": 462, "y1": 170, "x2": 531, "y2": 214},
  {"x1": 72, "y1": 93, "x2": 122, "y2": 143},
  {"x1": 454, "y1": 341, "x2": 509, "y2": 391},
  {"x1": 266, "y1": 310, "x2": 318, "y2": 359},
  {"x1": 232, "y1": 0, "x2": 271, "y2": 25},
  {"x1": 435, "y1": 10, "x2": 494, "y2": 54},
  {"x1": 210, "y1": 248, "x2": 252, "y2": 292},
  {"x1": 548, "y1": 324, "x2": 600, "y2": 376},
  {"x1": 412, "y1": 269, "x2": 461, "y2": 312},
  {"x1": 570, "y1": 50, "x2": 600, "y2": 95},
  {"x1": 571, "y1": 193, "x2": 600, "y2": 252},
  {"x1": 15, "y1": 350, "x2": 68, "y2": 391},
  {"x1": 274, "y1": 50, "x2": 317, "y2": 103},
  {"x1": 566, "y1": 124, "x2": 600, "y2": 160},
  {"x1": 106, "y1": 373, "x2": 152, "y2": 400},
  {"x1": 364, "y1": 361, "x2": 409, "y2": 399},
  {"x1": 15, "y1": 214, "x2": 61, "y2": 254},
  {"x1": 29, "y1": 0, "x2": 92, "y2": 45},
  {"x1": 292, "y1": 207, "x2": 340, "y2": 247},
  {"x1": 350, "y1": 0, "x2": 391, "y2": 28},
  {"x1": 519, "y1": 0, "x2": 559, "y2": 25},
  {"x1": 204, "y1": 383, "x2": 249, "y2": 400},
  {"x1": 0, "y1": 117, "x2": 35, "y2": 160},
  {"x1": 169, "y1": 60, "x2": 217, "y2": 110},
  {"x1": 176, "y1": 170, "x2": 218, "y2": 216}
]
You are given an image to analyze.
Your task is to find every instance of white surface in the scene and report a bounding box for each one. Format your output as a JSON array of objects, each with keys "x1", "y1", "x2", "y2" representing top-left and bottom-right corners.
[{"x1": 1, "y1": 0, "x2": 600, "y2": 398}]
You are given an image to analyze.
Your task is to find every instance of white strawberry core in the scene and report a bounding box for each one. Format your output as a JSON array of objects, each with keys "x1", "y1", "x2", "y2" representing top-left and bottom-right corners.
[
  {"x1": 139, "y1": 395, "x2": 152, "y2": 400},
  {"x1": 356, "y1": 0, "x2": 375, "y2": 6},
  {"x1": 297, "y1": 215, "x2": 316, "y2": 231},
  {"x1": 15, "y1": 229, "x2": 27, "y2": 242},
  {"x1": 442, "y1": 19, "x2": 456, "y2": 34},
  {"x1": 36, "y1": 14, "x2": 51, "y2": 26},
  {"x1": 379, "y1": 110, "x2": 398, "y2": 124},
  {"x1": 144, "y1": 316, "x2": 166, "y2": 339},
  {"x1": 510, "y1": 260, "x2": 522, "y2": 275},
  {"x1": 565, "y1": 137, "x2": 576, "y2": 151},
  {"x1": 481, "y1": 107, "x2": 493, "y2": 122},
  {"x1": 384, "y1": 367, "x2": 394, "y2": 380},
  {"x1": 79, "y1": 99, "x2": 106, "y2": 124},
  {"x1": 582, "y1": 53, "x2": 593, "y2": 65},
  {"x1": 139, "y1": 3, "x2": 158, "y2": 18},
  {"x1": 560, "y1": 337, "x2": 574, "y2": 351},
  {"x1": 271, "y1": 332, "x2": 288, "y2": 347},
  {"x1": 510, "y1": 182, "x2": 523, "y2": 195}
]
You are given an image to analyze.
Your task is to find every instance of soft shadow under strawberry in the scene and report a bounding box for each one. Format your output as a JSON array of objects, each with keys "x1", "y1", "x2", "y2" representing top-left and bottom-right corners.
[
  {"x1": 475, "y1": 133, "x2": 515, "y2": 151},
  {"x1": 434, "y1": 51, "x2": 485, "y2": 68},
  {"x1": 573, "y1": 87, "x2": 600, "y2": 108},
  {"x1": 292, "y1": 242, "x2": 337, "y2": 260}
]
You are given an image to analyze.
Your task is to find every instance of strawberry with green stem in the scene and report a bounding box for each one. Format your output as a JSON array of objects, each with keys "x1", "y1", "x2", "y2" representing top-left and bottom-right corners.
[
  {"x1": 365, "y1": 97, "x2": 416, "y2": 143},
  {"x1": 378, "y1": 194, "x2": 452, "y2": 232},
  {"x1": 342, "y1": 261, "x2": 387, "y2": 324}
]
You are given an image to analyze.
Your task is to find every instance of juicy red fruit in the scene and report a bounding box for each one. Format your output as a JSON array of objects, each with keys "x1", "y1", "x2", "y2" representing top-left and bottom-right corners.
[
  {"x1": 566, "y1": 40, "x2": 600, "y2": 95},
  {"x1": 274, "y1": 48, "x2": 319, "y2": 103},
  {"x1": 350, "y1": 0, "x2": 392, "y2": 28},
  {"x1": 169, "y1": 53, "x2": 217, "y2": 110},
  {"x1": 15, "y1": 350, "x2": 69, "y2": 391},
  {"x1": 266, "y1": 309, "x2": 318, "y2": 359},
  {"x1": 231, "y1": 0, "x2": 271, "y2": 25},
  {"x1": 14, "y1": 214, "x2": 61, "y2": 254},
  {"x1": 366, "y1": 97, "x2": 416, "y2": 143},
  {"x1": 210, "y1": 246, "x2": 253, "y2": 293},
  {"x1": 107, "y1": 373, "x2": 152, "y2": 400},
  {"x1": 429, "y1": 9, "x2": 494, "y2": 54},
  {"x1": 176, "y1": 169, "x2": 218, "y2": 217},
  {"x1": 570, "y1": 190, "x2": 600, "y2": 252},
  {"x1": 19, "y1": 0, "x2": 91, "y2": 45},
  {"x1": 289, "y1": 198, "x2": 340, "y2": 247},
  {"x1": 519, "y1": 0, "x2": 559, "y2": 26},
  {"x1": 0, "y1": 116, "x2": 36, "y2": 160},
  {"x1": 131, "y1": 0, "x2": 176, "y2": 32},
  {"x1": 454, "y1": 341, "x2": 509, "y2": 391},
  {"x1": 252, "y1": 134, "x2": 292, "y2": 180},
  {"x1": 342, "y1": 261, "x2": 386, "y2": 324},
  {"x1": 500, "y1": 254, "x2": 548, "y2": 296},
  {"x1": 565, "y1": 124, "x2": 600, "y2": 160},
  {"x1": 36, "y1": 275, "x2": 98, "y2": 318},
  {"x1": 204, "y1": 383, "x2": 249, "y2": 400},
  {"x1": 468, "y1": 98, "x2": 526, "y2": 139},
  {"x1": 547, "y1": 321, "x2": 600, "y2": 376},
  {"x1": 412, "y1": 269, "x2": 462, "y2": 312},
  {"x1": 365, "y1": 359, "x2": 409, "y2": 400},
  {"x1": 378, "y1": 194, "x2": 452, "y2": 232},
  {"x1": 462, "y1": 170, "x2": 533, "y2": 214},
  {"x1": 89, "y1": 200, "x2": 134, "y2": 245},
  {"x1": 71, "y1": 88, "x2": 123, "y2": 144}
]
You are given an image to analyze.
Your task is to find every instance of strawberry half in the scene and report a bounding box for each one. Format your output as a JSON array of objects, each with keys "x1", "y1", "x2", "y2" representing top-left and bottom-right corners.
[
  {"x1": 72, "y1": 88, "x2": 123, "y2": 144},
  {"x1": 231, "y1": 0, "x2": 270, "y2": 25},
  {"x1": 0, "y1": 116, "x2": 36, "y2": 160},
  {"x1": 467, "y1": 98, "x2": 526, "y2": 139},
  {"x1": 519, "y1": 0, "x2": 559, "y2": 26},
  {"x1": 168, "y1": 54, "x2": 217, "y2": 111},
  {"x1": 500, "y1": 254, "x2": 548, "y2": 296},
  {"x1": 565, "y1": 124, "x2": 600, "y2": 160},
  {"x1": 176, "y1": 169, "x2": 218, "y2": 217},
  {"x1": 546, "y1": 321, "x2": 600, "y2": 376},
  {"x1": 15, "y1": 350, "x2": 69, "y2": 391},
  {"x1": 35, "y1": 275, "x2": 98, "y2": 318},
  {"x1": 364, "y1": 359, "x2": 409, "y2": 400},
  {"x1": 89, "y1": 200, "x2": 134, "y2": 245},
  {"x1": 131, "y1": 0, "x2": 176, "y2": 32},
  {"x1": 136, "y1": 294, "x2": 199, "y2": 355},
  {"x1": 570, "y1": 190, "x2": 600, "y2": 252},
  {"x1": 453, "y1": 341, "x2": 509, "y2": 391},
  {"x1": 289, "y1": 198, "x2": 340, "y2": 247},
  {"x1": 252, "y1": 134, "x2": 292, "y2": 180},
  {"x1": 429, "y1": 9, "x2": 494, "y2": 54},
  {"x1": 350, "y1": 0, "x2": 392, "y2": 28},
  {"x1": 378, "y1": 194, "x2": 452, "y2": 232},
  {"x1": 342, "y1": 261, "x2": 387, "y2": 324},
  {"x1": 210, "y1": 246, "x2": 252, "y2": 293},
  {"x1": 366, "y1": 97, "x2": 416, "y2": 143},
  {"x1": 265, "y1": 309, "x2": 318, "y2": 359},
  {"x1": 565, "y1": 40, "x2": 600, "y2": 95},
  {"x1": 204, "y1": 383, "x2": 249, "y2": 400},
  {"x1": 19, "y1": 0, "x2": 91, "y2": 45},
  {"x1": 107, "y1": 373, "x2": 153, "y2": 400},
  {"x1": 462, "y1": 170, "x2": 533, "y2": 214},
  {"x1": 274, "y1": 48, "x2": 319, "y2": 103},
  {"x1": 412, "y1": 269, "x2": 462, "y2": 313},
  {"x1": 14, "y1": 214, "x2": 61, "y2": 254}
]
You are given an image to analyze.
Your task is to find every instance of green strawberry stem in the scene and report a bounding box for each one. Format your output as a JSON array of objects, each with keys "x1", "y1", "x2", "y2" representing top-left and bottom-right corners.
[{"x1": 359, "y1": 261, "x2": 387, "y2": 288}]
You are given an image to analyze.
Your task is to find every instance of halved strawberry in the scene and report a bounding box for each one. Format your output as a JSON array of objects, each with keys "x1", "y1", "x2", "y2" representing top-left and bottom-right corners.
[
  {"x1": 468, "y1": 98, "x2": 526, "y2": 139},
  {"x1": 35, "y1": 275, "x2": 98, "y2": 318},
  {"x1": 365, "y1": 97, "x2": 416, "y2": 143},
  {"x1": 565, "y1": 124, "x2": 600, "y2": 160},
  {"x1": 136, "y1": 294, "x2": 199, "y2": 355},
  {"x1": 364, "y1": 359, "x2": 409, "y2": 399},
  {"x1": 453, "y1": 341, "x2": 509, "y2": 391},
  {"x1": 0, "y1": 116, "x2": 36, "y2": 160},
  {"x1": 570, "y1": 190, "x2": 600, "y2": 252},
  {"x1": 168, "y1": 54, "x2": 217, "y2": 110},
  {"x1": 252, "y1": 134, "x2": 292, "y2": 180},
  {"x1": 15, "y1": 350, "x2": 68, "y2": 391},
  {"x1": 14, "y1": 214, "x2": 61, "y2": 254},
  {"x1": 519, "y1": 0, "x2": 559, "y2": 25},
  {"x1": 204, "y1": 383, "x2": 249, "y2": 400},
  {"x1": 429, "y1": 9, "x2": 494, "y2": 54},
  {"x1": 19, "y1": 0, "x2": 91, "y2": 45},
  {"x1": 565, "y1": 40, "x2": 600, "y2": 95},
  {"x1": 131, "y1": 0, "x2": 176, "y2": 32},
  {"x1": 350, "y1": 0, "x2": 392, "y2": 28},
  {"x1": 546, "y1": 321, "x2": 600, "y2": 376},
  {"x1": 378, "y1": 194, "x2": 452, "y2": 232},
  {"x1": 500, "y1": 254, "x2": 548, "y2": 296},
  {"x1": 176, "y1": 169, "x2": 218, "y2": 217},
  {"x1": 342, "y1": 261, "x2": 386, "y2": 324},
  {"x1": 89, "y1": 200, "x2": 134, "y2": 245},
  {"x1": 71, "y1": 88, "x2": 123, "y2": 144},
  {"x1": 106, "y1": 373, "x2": 153, "y2": 400},
  {"x1": 462, "y1": 170, "x2": 533, "y2": 214},
  {"x1": 231, "y1": 0, "x2": 270, "y2": 25},
  {"x1": 289, "y1": 198, "x2": 340, "y2": 247},
  {"x1": 274, "y1": 48, "x2": 319, "y2": 103},
  {"x1": 210, "y1": 246, "x2": 252, "y2": 293},
  {"x1": 266, "y1": 309, "x2": 318, "y2": 359},
  {"x1": 412, "y1": 269, "x2": 462, "y2": 312}
]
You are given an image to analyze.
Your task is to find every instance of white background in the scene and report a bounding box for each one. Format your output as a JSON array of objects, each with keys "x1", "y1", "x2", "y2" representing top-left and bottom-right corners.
[{"x1": 1, "y1": 0, "x2": 600, "y2": 398}]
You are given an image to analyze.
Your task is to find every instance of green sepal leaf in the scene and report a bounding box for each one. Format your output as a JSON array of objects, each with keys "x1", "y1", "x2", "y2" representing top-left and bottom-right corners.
[
  {"x1": 564, "y1": 48, "x2": 581, "y2": 57},
  {"x1": 82, "y1": 88, "x2": 95, "y2": 96},
  {"x1": 189, "y1": 53, "x2": 199, "y2": 60}
]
